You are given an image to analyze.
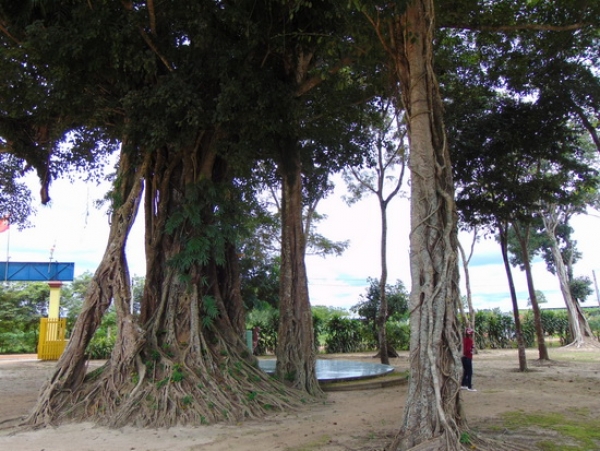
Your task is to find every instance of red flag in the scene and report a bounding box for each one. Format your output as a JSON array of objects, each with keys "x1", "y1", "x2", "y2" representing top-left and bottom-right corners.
[{"x1": 0, "y1": 217, "x2": 9, "y2": 233}]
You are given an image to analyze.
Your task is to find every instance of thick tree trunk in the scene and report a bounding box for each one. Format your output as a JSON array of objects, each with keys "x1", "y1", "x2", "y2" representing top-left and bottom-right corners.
[
  {"x1": 387, "y1": 1, "x2": 465, "y2": 449},
  {"x1": 27, "y1": 150, "x2": 148, "y2": 426},
  {"x1": 276, "y1": 143, "x2": 322, "y2": 396},
  {"x1": 499, "y1": 224, "x2": 528, "y2": 372},
  {"x1": 26, "y1": 141, "x2": 310, "y2": 428}
]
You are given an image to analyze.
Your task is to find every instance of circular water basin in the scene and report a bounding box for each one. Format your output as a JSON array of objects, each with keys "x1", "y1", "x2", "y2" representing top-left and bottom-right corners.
[{"x1": 258, "y1": 358, "x2": 394, "y2": 383}]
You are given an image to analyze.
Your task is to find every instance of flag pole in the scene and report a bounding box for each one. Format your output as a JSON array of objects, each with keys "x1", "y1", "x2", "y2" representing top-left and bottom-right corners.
[{"x1": 3, "y1": 225, "x2": 9, "y2": 284}]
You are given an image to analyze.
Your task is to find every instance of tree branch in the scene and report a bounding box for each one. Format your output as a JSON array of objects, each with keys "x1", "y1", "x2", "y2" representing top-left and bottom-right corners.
[
  {"x1": 138, "y1": 27, "x2": 173, "y2": 72},
  {"x1": 441, "y1": 22, "x2": 594, "y2": 33},
  {"x1": 147, "y1": 0, "x2": 157, "y2": 35},
  {"x1": 294, "y1": 57, "x2": 353, "y2": 97}
]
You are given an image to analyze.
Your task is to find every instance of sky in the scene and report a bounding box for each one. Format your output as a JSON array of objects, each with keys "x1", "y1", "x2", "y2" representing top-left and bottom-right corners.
[{"x1": 3, "y1": 172, "x2": 600, "y2": 314}]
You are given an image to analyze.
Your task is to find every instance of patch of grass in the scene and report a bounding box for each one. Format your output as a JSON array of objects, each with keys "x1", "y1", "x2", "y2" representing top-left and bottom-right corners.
[
  {"x1": 459, "y1": 431, "x2": 472, "y2": 445},
  {"x1": 170, "y1": 364, "x2": 185, "y2": 382},
  {"x1": 502, "y1": 411, "x2": 600, "y2": 450}
]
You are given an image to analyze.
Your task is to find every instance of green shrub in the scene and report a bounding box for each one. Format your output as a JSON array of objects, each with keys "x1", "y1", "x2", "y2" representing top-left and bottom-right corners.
[
  {"x1": 0, "y1": 330, "x2": 38, "y2": 354},
  {"x1": 474, "y1": 309, "x2": 515, "y2": 349},
  {"x1": 386, "y1": 321, "x2": 410, "y2": 351},
  {"x1": 86, "y1": 334, "x2": 116, "y2": 359},
  {"x1": 324, "y1": 316, "x2": 365, "y2": 353},
  {"x1": 541, "y1": 309, "x2": 570, "y2": 345},
  {"x1": 246, "y1": 307, "x2": 279, "y2": 355},
  {"x1": 588, "y1": 316, "x2": 600, "y2": 340},
  {"x1": 520, "y1": 311, "x2": 536, "y2": 348}
]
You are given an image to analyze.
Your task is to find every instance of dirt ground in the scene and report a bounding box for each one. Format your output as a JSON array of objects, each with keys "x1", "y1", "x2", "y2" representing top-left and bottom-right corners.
[{"x1": 0, "y1": 347, "x2": 599, "y2": 451}]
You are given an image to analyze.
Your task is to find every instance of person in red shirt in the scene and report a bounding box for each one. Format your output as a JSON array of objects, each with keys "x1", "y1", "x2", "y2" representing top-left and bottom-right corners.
[{"x1": 461, "y1": 327, "x2": 477, "y2": 392}]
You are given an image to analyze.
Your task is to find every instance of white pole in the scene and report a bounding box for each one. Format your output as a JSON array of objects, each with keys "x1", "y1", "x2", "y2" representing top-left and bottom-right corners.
[
  {"x1": 592, "y1": 270, "x2": 600, "y2": 308},
  {"x1": 3, "y1": 225, "x2": 9, "y2": 283}
]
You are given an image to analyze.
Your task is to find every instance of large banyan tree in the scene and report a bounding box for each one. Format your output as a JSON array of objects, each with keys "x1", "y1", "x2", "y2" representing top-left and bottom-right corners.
[
  {"x1": 0, "y1": 1, "x2": 317, "y2": 427},
  {"x1": 0, "y1": 0, "x2": 375, "y2": 427}
]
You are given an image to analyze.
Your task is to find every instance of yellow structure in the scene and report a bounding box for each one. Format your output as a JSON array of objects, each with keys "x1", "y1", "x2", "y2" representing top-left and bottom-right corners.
[
  {"x1": 48, "y1": 281, "x2": 62, "y2": 319},
  {"x1": 37, "y1": 318, "x2": 67, "y2": 360},
  {"x1": 37, "y1": 281, "x2": 68, "y2": 360}
]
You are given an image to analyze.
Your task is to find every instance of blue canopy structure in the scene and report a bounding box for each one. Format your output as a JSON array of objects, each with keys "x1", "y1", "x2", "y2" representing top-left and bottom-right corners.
[{"x1": 0, "y1": 262, "x2": 75, "y2": 282}]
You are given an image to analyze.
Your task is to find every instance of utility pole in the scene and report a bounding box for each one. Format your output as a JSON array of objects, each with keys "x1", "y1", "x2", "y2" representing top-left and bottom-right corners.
[{"x1": 592, "y1": 270, "x2": 600, "y2": 308}]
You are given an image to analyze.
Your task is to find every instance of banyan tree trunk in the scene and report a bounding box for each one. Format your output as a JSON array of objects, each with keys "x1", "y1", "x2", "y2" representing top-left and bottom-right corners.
[
  {"x1": 387, "y1": 1, "x2": 465, "y2": 449},
  {"x1": 275, "y1": 141, "x2": 322, "y2": 397},
  {"x1": 26, "y1": 149, "x2": 148, "y2": 427},
  {"x1": 26, "y1": 141, "x2": 310, "y2": 428}
]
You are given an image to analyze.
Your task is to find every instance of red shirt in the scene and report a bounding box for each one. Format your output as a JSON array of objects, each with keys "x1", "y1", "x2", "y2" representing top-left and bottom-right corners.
[{"x1": 463, "y1": 335, "x2": 474, "y2": 359}]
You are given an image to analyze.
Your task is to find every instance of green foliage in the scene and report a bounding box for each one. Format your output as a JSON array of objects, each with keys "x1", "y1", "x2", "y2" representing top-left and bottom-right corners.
[
  {"x1": 246, "y1": 306, "x2": 279, "y2": 355},
  {"x1": 474, "y1": 309, "x2": 515, "y2": 349},
  {"x1": 540, "y1": 310, "x2": 570, "y2": 345},
  {"x1": 587, "y1": 309, "x2": 600, "y2": 340},
  {"x1": 473, "y1": 308, "x2": 591, "y2": 350},
  {"x1": 0, "y1": 282, "x2": 51, "y2": 353},
  {"x1": 312, "y1": 305, "x2": 351, "y2": 351},
  {"x1": 351, "y1": 278, "x2": 409, "y2": 323},
  {"x1": 324, "y1": 315, "x2": 365, "y2": 353},
  {"x1": 171, "y1": 364, "x2": 185, "y2": 383},
  {"x1": 0, "y1": 154, "x2": 35, "y2": 228},
  {"x1": 85, "y1": 310, "x2": 117, "y2": 359},
  {"x1": 386, "y1": 321, "x2": 410, "y2": 351},
  {"x1": 570, "y1": 276, "x2": 594, "y2": 304},
  {"x1": 350, "y1": 278, "x2": 409, "y2": 346},
  {"x1": 0, "y1": 330, "x2": 38, "y2": 354},
  {"x1": 240, "y1": 253, "x2": 281, "y2": 311},
  {"x1": 245, "y1": 303, "x2": 411, "y2": 355},
  {"x1": 459, "y1": 431, "x2": 472, "y2": 445},
  {"x1": 86, "y1": 334, "x2": 116, "y2": 360},
  {"x1": 166, "y1": 180, "x2": 252, "y2": 276},
  {"x1": 0, "y1": 282, "x2": 49, "y2": 332},
  {"x1": 201, "y1": 296, "x2": 219, "y2": 328},
  {"x1": 59, "y1": 272, "x2": 94, "y2": 331},
  {"x1": 520, "y1": 311, "x2": 537, "y2": 348}
]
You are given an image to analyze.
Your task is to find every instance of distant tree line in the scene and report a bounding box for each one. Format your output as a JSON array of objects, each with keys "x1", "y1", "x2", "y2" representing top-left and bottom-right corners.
[{"x1": 4, "y1": 275, "x2": 599, "y2": 356}]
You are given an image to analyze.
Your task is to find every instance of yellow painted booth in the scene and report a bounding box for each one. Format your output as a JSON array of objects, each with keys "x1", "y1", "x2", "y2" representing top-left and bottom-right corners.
[
  {"x1": 37, "y1": 281, "x2": 68, "y2": 360},
  {"x1": 0, "y1": 261, "x2": 74, "y2": 361}
]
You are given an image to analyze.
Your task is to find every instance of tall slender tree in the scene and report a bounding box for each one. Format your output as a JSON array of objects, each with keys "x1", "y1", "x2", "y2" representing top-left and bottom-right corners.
[{"x1": 343, "y1": 98, "x2": 408, "y2": 364}]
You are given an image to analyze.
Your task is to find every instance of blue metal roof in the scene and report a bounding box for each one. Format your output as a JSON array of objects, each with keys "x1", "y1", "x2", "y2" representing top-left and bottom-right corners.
[{"x1": 0, "y1": 262, "x2": 75, "y2": 282}]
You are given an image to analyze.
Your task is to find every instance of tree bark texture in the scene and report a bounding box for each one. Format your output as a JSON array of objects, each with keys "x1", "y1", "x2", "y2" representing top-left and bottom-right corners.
[
  {"x1": 378, "y1": 198, "x2": 390, "y2": 365},
  {"x1": 26, "y1": 139, "x2": 309, "y2": 428},
  {"x1": 541, "y1": 212, "x2": 597, "y2": 347},
  {"x1": 387, "y1": 1, "x2": 465, "y2": 449},
  {"x1": 457, "y1": 233, "x2": 476, "y2": 331},
  {"x1": 512, "y1": 222, "x2": 549, "y2": 360},
  {"x1": 27, "y1": 149, "x2": 148, "y2": 426},
  {"x1": 276, "y1": 142, "x2": 322, "y2": 396}
]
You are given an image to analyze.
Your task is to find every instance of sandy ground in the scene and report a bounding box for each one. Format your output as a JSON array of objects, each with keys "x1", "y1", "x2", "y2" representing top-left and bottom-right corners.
[{"x1": 0, "y1": 347, "x2": 599, "y2": 451}]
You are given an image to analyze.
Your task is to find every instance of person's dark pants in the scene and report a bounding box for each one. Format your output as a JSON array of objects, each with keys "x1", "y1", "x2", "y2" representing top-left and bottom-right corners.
[{"x1": 461, "y1": 356, "x2": 473, "y2": 389}]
